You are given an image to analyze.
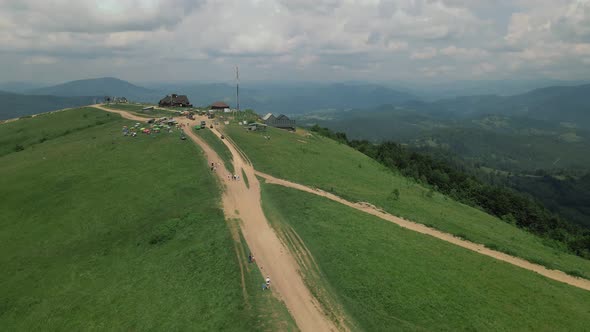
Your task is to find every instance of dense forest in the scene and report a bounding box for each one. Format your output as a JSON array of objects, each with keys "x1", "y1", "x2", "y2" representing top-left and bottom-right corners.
[
  {"x1": 411, "y1": 147, "x2": 590, "y2": 229},
  {"x1": 311, "y1": 125, "x2": 590, "y2": 260}
]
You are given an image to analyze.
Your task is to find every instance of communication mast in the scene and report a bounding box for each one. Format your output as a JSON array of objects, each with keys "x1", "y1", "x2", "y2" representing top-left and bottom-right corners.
[{"x1": 235, "y1": 65, "x2": 240, "y2": 111}]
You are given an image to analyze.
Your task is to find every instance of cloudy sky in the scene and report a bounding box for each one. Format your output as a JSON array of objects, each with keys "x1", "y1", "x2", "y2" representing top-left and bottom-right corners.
[{"x1": 1, "y1": 0, "x2": 590, "y2": 83}]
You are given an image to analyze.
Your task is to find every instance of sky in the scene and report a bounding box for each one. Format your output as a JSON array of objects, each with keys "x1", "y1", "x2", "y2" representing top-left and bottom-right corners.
[{"x1": 1, "y1": 0, "x2": 590, "y2": 84}]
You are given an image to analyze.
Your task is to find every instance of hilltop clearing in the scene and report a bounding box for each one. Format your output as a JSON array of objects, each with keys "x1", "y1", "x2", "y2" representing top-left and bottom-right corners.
[
  {"x1": 102, "y1": 103, "x2": 175, "y2": 118},
  {"x1": 260, "y1": 183, "x2": 590, "y2": 330},
  {"x1": 94, "y1": 104, "x2": 339, "y2": 331},
  {"x1": 223, "y1": 124, "x2": 590, "y2": 279},
  {"x1": 0, "y1": 107, "x2": 295, "y2": 330}
]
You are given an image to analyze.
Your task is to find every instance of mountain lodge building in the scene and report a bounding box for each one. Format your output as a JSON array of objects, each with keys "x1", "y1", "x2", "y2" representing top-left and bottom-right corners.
[{"x1": 159, "y1": 94, "x2": 192, "y2": 107}]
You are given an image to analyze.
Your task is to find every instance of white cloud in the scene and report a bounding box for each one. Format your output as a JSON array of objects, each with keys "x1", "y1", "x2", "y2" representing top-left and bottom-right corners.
[
  {"x1": 0, "y1": 0, "x2": 589, "y2": 82},
  {"x1": 23, "y1": 56, "x2": 58, "y2": 65},
  {"x1": 440, "y1": 46, "x2": 488, "y2": 59},
  {"x1": 420, "y1": 65, "x2": 455, "y2": 77},
  {"x1": 472, "y1": 62, "x2": 496, "y2": 76},
  {"x1": 411, "y1": 47, "x2": 438, "y2": 60}
]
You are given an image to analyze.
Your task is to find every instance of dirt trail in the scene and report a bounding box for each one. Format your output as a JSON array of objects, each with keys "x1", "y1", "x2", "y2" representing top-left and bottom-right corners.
[
  {"x1": 256, "y1": 172, "x2": 590, "y2": 292},
  {"x1": 93, "y1": 105, "x2": 339, "y2": 332},
  {"x1": 92, "y1": 105, "x2": 147, "y2": 121}
]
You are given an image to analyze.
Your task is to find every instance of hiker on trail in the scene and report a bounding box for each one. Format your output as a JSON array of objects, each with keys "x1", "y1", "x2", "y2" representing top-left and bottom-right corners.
[
  {"x1": 248, "y1": 253, "x2": 253, "y2": 263},
  {"x1": 266, "y1": 276, "x2": 271, "y2": 289}
]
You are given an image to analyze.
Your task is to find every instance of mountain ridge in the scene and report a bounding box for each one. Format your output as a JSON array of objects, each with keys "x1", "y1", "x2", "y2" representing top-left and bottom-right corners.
[{"x1": 29, "y1": 77, "x2": 155, "y2": 99}]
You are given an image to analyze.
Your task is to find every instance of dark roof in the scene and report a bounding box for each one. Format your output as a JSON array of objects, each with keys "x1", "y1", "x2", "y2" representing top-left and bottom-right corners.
[
  {"x1": 159, "y1": 94, "x2": 191, "y2": 106},
  {"x1": 211, "y1": 101, "x2": 230, "y2": 109},
  {"x1": 264, "y1": 113, "x2": 295, "y2": 129}
]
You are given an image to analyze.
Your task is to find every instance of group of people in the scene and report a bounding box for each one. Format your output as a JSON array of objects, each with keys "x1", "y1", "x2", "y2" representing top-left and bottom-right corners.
[
  {"x1": 208, "y1": 161, "x2": 242, "y2": 182},
  {"x1": 210, "y1": 162, "x2": 220, "y2": 172},
  {"x1": 249, "y1": 253, "x2": 271, "y2": 291}
]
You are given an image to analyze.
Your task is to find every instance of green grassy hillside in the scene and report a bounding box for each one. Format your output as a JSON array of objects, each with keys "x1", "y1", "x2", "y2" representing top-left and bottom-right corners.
[
  {"x1": 102, "y1": 103, "x2": 174, "y2": 118},
  {"x1": 0, "y1": 107, "x2": 114, "y2": 157},
  {"x1": 225, "y1": 125, "x2": 590, "y2": 278},
  {"x1": 194, "y1": 127, "x2": 235, "y2": 174},
  {"x1": 260, "y1": 183, "x2": 590, "y2": 331},
  {"x1": 0, "y1": 108, "x2": 295, "y2": 330}
]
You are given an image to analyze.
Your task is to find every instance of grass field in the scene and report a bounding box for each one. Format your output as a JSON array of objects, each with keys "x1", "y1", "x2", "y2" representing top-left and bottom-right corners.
[
  {"x1": 241, "y1": 168, "x2": 250, "y2": 188},
  {"x1": 194, "y1": 127, "x2": 235, "y2": 174},
  {"x1": 225, "y1": 124, "x2": 590, "y2": 278},
  {"x1": 103, "y1": 104, "x2": 175, "y2": 118},
  {"x1": 0, "y1": 107, "x2": 115, "y2": 157},
  {"x1": 260, "y1": 182, "x2": 590, "y2": 331},
  {"x1": 0, "y1": 108, "x2": 294, "y2": 330},
  {"x1": 102, "y1": 103, "x2": 146, "y2": 112}
]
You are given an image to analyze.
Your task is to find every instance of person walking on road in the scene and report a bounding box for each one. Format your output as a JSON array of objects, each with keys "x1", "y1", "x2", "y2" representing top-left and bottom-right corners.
[{"x1": 266, "y1": 276, "x2": 271, "y2": 289}]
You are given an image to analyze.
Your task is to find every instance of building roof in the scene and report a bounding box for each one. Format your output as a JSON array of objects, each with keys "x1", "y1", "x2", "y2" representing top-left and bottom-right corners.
[
  {"x1": 264, "y1": 113, "x2": 295, "y2": 129},
  {"x1": 211, "y1": 101, "x2": 230, "y2": 109},
  {"x1": 159, "y1": 94, "x2": 191, "y2": 106}
]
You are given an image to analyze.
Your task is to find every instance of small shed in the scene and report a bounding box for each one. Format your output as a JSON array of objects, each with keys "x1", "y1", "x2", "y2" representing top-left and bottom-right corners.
[
  {"x1": 211, "y1": 101, "x2": 230, "y2": 111},
  {"x1": 248, "y1": 123, "x2": 267, "y2": 131}
]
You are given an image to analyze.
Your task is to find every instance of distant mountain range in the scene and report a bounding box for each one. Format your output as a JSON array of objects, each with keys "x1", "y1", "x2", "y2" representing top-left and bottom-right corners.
[
  {"x1": 29, "y1": 77, "x2": 156, "y2": 101},
  {"x1": 0, "y1": 91, "x2": 96, "y2": 120},
  {"x1": 298, "y1": 83, "x2": 590, "y2": 171},
  {"x1": 2, "y1": 77, "x2": 589, "y2": 128},
  {"x1": 0, "y1": 82, "x2": 46, "y2": 94},
  {"x1": 0, "y1": 77, "x2": 419, "y2": 120},
  {"x1": 390, "y1": 79, "x2": 590, "y2": 100},
  {"x1": 400, "y1": 84, "x2": 590, "y2": 129}
]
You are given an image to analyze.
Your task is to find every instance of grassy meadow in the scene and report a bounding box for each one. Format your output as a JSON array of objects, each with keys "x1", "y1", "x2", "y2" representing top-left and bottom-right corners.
[
  {"x1": 102, "y1": 103, "x2": 175, "y2": 118},
  {"x1": 0, "y1": 107, "x2": 114, "y2": 156},
  {"x1": 260, "y1": 182, "x2": 590, "y2": 331},
  {"x1": 0, "y1": 108, "x2": 294, "y2": 330},
  {"x1": 194, "y1": 127, "x2": 235, "y2": 174},
  {"x1": 225, "y1": 124, "x2": 590, "y2": 278}
]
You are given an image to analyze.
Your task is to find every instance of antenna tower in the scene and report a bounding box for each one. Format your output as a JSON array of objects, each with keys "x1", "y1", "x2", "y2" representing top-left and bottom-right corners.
[{"x1": 236, "y1": 65, "x2": 240, "y2": 111}]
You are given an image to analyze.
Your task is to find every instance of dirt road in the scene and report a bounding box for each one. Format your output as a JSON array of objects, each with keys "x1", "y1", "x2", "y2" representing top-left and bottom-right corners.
[
  {"x1": 95, "y1": 103, "x2": 589, "y2": 307},
  {"x1": 94, "y1": 105, "x2": 339, "y2": 331},
  {"x1": 256, "y1": 172, "x2": 590, "y2": 292},
  {"x1": 92, "y1": 105, "x2": 147, "y2": 121}
]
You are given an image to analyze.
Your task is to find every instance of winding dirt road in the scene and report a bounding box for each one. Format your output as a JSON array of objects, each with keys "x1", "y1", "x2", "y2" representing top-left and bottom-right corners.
[
  {"x1": 93, "y1": 105, "x2": 339, "y2": 332},
  {"x1": 96, "y1": 104, "x2": 590, "y2": 293},
  {"x1": 94, "y1": 104, "x2": 589, "y2": 321},
  {"x1": 256, "y1": 172, "x2": 590, "y2": 292}
]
